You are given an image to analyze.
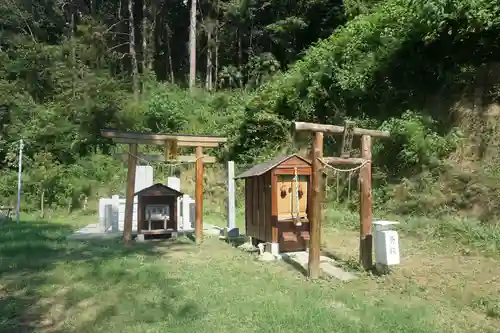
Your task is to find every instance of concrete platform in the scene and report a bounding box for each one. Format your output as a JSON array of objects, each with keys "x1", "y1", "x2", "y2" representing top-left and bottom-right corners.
[
  {"x1": 68, "y1": 222, "x2": 224, "y2": 240},
  {"x1": 280, "y1": 251, "x2": 357, "y2": 282},
  {"x1": 68, "y1": 223, "x2": 124, "y2": 240}
]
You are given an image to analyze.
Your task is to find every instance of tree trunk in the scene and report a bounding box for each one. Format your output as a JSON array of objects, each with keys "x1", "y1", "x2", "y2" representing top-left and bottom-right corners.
[
  {"x1": 166, "y1": 25, "x2": 174, "y2": 84},
  {"x1": 70, "y1": 10, "x2": 76, "y2": 98},
  {"x1": 205, "y1": 29, "x2": 212, "y2": 91},
  {"x1": 128, "y1": 0, "x2": 140, "y2": 101},
  {"x1": 214, "y1": 25, "x2": 219, "y2": 89},
  {"x1": 148, "y1": 0, "x2": 156, "y2": 72},
  {"x1": 142, "y1": 0, "x2": 153, "y2": 73},
  {"x1": 142, "y1": 0, "x2": 148, "y2": 73},
  {"x1": 237, "y1": 28, "x2": 242, "y2": 68},
  {"x1": 237, "y1": 28, "x2": 242, "y2": 87},
  {"x1": 189, "y1": 0, "x2": 197, "y2": 90},
  {"x1": 40, "y1": 190, "x2": 45, "y2": 219}
]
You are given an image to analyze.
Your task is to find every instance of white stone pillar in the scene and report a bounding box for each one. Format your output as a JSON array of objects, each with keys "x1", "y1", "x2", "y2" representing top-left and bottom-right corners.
[
  {"x1": 168, "y1": 177, "x2": 182, "y2": 229},
  {"x1": 227, "y1": 161, "x2": 236, "y2": 230},
  {"x1": 182, "y1": 194, "x2": 193, "y2": 230},
  {"x1": 111, "y1": 195, "x2": 120, "y2": 232},
  {"x1": 98, "y1": 198, "x2": 106, "y2": 232}
]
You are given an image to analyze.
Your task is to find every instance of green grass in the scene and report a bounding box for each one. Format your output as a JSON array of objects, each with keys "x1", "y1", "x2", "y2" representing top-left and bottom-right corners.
[
  {"x1": 324, "y1": 207, "x2": 500, "y2": 256},
  {"x1": 0, "y1": 215, "x2": 499, "y2": 333},
  {"x1": 321, "y1": 207, "x2": 500, "y2": 330},
  {"x1": 205, "y1": 207, "x2": 245, "y2": 230}
]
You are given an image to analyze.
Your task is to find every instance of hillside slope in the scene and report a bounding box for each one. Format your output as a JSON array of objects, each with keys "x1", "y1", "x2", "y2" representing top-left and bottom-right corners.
[{"x1": 228, "y1": 0, "x2": 500, "y2": 219}]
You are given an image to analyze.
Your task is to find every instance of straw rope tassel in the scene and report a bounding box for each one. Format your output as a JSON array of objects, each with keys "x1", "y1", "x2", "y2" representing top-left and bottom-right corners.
[
  {"x1": 316, "y1": 158, "x2": 368, "y2": 204},
  {"x1": 293, "y1": 167, "x2": 302, "y2": 226},
  {"x1": 336, "y1": 170, "x2": 340, "y2": 203},
  {"x1": 347, "y1": 171, "x2": 352, "y2": 202}
]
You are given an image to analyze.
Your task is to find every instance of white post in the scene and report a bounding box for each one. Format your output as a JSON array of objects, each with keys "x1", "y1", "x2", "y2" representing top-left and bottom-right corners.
[
  {"x1": 99, "y1": 198, "x2": 106, "y2": 232},
  {"x1": 167, "y1": 177, "x2": 182, "y2": 228},
  {"x1": 16, "y1": 139, "x2": 24, "y2": 223},
  {"x1": 182, "y1": 194, "x2": 193, "y2": 230},
  {"x1": 227, "y1": 161, "x2": 237, "y2": 235},
  {"x1": 111, "y1": 195, "x2": 120, "y2": 232}
]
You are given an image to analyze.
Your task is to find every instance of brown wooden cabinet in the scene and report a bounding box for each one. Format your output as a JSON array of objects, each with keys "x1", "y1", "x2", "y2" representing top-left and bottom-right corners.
[{"x1": 236, "y1": 154, "x2": 312, "y2": 253}]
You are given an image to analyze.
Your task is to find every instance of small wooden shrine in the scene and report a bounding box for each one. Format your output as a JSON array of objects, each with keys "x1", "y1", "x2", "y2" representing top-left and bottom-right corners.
[
  {"x1": 235, "y1": 154, "x2": 312, "y2": 254},
  {"x1": 135, "y1": 183, "x2": 183, "y2": 237}
]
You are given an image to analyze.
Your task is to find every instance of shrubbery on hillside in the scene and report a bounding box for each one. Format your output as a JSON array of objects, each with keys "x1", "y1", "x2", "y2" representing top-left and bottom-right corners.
[{"x1": 228, "y1": 0, "x2": 500, "y2": 218}]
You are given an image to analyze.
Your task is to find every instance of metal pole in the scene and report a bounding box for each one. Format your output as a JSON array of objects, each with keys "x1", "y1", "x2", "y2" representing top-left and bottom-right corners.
[{"x1": 16, "y1": 139, "x2": 24, "y2": 223}]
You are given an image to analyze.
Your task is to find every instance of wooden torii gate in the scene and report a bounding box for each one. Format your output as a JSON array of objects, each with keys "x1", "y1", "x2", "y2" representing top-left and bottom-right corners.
[
  {"x1": 100, "y1": 129, "x2": 227, "y2": 246},
  {"x1": 293, "y1": 121, "x2": 390, "y2": 279}
]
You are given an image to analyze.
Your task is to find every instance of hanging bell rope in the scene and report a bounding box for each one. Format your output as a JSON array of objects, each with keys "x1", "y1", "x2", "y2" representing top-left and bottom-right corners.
[
  {"x1": 320, "y1": 158, "x2": 368, "y2": 204},
  {"x1": 347, "y1": 170, "x2": 352, "y2": 203},
  {"x1": 336, "y1": 170, "x2": 340, "y2": 203},
  {"x1": 293, "y1": 167, "x2": 302, "y2": 226}
]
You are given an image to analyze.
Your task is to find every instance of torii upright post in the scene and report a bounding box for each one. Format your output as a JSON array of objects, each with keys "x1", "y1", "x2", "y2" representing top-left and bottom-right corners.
[
  {"x1": 359, "y1": 135, "x2": 372, "y2": 269},
  {"x1": 309, "y1": 132, "x2": 323, "y2": 279},
  {"x1": 293, "y1": 121, "x2": 390, "y2": 274},
  {"x1": 124, "y1": 143, "x2": 138, "y2": 246}
]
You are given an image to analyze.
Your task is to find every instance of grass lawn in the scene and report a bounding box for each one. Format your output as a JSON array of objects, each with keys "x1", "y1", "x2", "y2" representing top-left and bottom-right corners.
[
  {"x1": 322, "y1": 209, "x2": 500, "y2": 331},
  {"x1": 1, "y1": 214, "x2": 499, "y2": 333}
]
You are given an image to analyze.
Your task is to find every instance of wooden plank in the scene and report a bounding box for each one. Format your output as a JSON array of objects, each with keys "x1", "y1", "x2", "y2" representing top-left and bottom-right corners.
[
  {"x1": 245, "y1": 179, "x2": 250, "y2": 237},
  {"x1": 359, "y1": 135, "x2": 373, "y2": 270},
  {"x1": 294, "y1": 122, "x2": 390, "y2": 138},
  {"x1": 114, "y1": 153, "x2": 216, "y2": 163},
  {"x1": 164, "y1": 140, "x2": 179, "y2": 160},
  {"x1": 308, "y1": 132, "x2": 323, "y2": 279},
  {"x1": 137, "y1": 197, "x2": 142, "y2": 235},
  {"x1": 195, "y1": 146, "x2": 204, "y2": 244},
  {"x1": 124, "y1": 144, "x2": 138, "y2": 246},
  {"x1": 173, "y1": 203, "x2": 178, "y2": 232},
  {"x1": 275, "y1": 168, "x2": 312, "y2": 175},
  {"x1": 141, "y1": 229, "x2": 176, "y2": 235},
  {"x1": 164, "y1": 141, "x2": 170, "y2": 161},
  {"x1": 245, "y1": 179, "x2": 252, "y2": 237},
  {"x1": 100, "y1": 129, "x2": 228, "y2": 144},
  {"x1": 271, "y1": 173, "x2": 278, "y2": 244},
  {"x1": 322, "y1": 157, "x2": 367, "y2": 165},
  {"x1": 340, "y1": 120, "x2": 355, "y2": 157},
  {"x1": 264, "y1": 173, "x2": 271, "y2": 245},
  {"x1": 260, "y1": 176, "x2": 267, "y2": 242},
  {"x1": 276, "y1": 155, "x2": 310, "y2": 169},
  {"x1": 254, "y1": 176, "x2": 260, "y2": 240},
  {"x1": 170, "y1": 140, "x2": 178, "y2": 160},
  {"x1": 259, "y1": 176, "x2": 264, "y2": 242},
  {"x1": 176, "y1": 136, "x2": 226, "y2": 143},
  {"x1": 108, "y1": 137, "x2": 222, "y2": 147},
  {"x1": 276, "y1": 175, "x2": 291, "y2": 220}
]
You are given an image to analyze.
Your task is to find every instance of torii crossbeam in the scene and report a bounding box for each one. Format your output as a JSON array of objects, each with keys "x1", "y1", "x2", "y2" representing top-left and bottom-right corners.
[{"x1": 101, "y1": 129, "x2": 228, "y2": 245}]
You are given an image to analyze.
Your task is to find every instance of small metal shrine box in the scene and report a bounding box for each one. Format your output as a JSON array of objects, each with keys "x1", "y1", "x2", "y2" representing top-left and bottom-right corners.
[
  {"x1": 135, "y1": 183, "x2": 183, "y2": 237},
  {"x1": 235, "y1": 154, "x2": 312, "y2": 254}
]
